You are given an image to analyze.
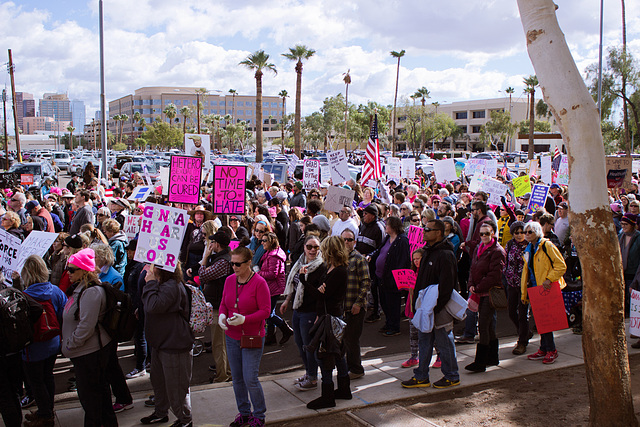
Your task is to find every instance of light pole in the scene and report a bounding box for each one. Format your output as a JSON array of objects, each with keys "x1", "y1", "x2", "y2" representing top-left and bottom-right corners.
[{"x1": 99, "y1": 0, "x2": 108, "y2": 179}]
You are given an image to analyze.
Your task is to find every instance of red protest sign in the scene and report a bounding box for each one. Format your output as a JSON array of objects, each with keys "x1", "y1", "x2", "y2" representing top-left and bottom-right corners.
[
  {"x1": 21, "y1": 174, "x2": 34, "y2": 186},
  {"x1": 406, "y1": 225, "x2": 424, "y2": 255},
  {"x1": 392, "y1": 269, "x2": 416, "y2": 290},
  {"x1": 528, "y1": 283, "x2": 568, "y2": 334}
]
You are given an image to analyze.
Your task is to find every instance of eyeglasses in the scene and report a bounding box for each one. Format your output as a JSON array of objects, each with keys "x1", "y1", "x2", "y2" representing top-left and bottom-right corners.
[
  {"x1": 305, "y1": 244, "x2": 320, "y2": 251},
  {"x1": 423, "y1": 227, "x2": 435, "y2": 232},
  {"x1": 400, "y1": 207, "x2": 408, "y2": 211},
  {"x1": 479, "y1": 232, "x2": 492, "y2": 237},
  {"x1": 230, "y1": 260, "x2": 250, "y2": 267},
  {"x1": 343, "y1": 238, "x2": 355, "y2": 242},
  {"x1": 525, "y1": 230, "x2": 536, "y2": 235},
  {"x1": 67, "y1": 266, "x2": 79, "y2": 274},
  {"x1": 255, "y1": 228, "x2": 266, "y2": 234},
  {"x1": 230, "y1": 218, "x2": 239, "y2": 221},
  {"x1": 97, "y1": 214, "x2": 105, "y2": 217},
  {"x1": 261, "y1": 239, "x2": 269, "y2": 243},
  {"x1": 513, "y1": 231, "x2": 524, "y2": 235}
]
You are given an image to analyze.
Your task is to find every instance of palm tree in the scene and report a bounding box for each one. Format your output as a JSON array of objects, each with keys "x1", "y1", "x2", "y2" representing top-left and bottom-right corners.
[
  {"x1": 505, "y1": 87, "x2": 515, "y2": 150},
  {"x1": 283, "y1": 44, "x2": 316, "y2": 157},
  {"x1": 228, "y1": 89, "x2": 237, "y2": 124},
  {"x1": 163, "y1": 103, "x2": 177, "y2": 128},
  {"x1": 390, "y1": 50, "x2": 406, "y2": 156},
  {"x1": 66, "y1": 126, "x2": 75, "y2": 149},
  {"x1": 278, "y1": 90, "x2": 288, "y2": 154},
  {"x1": 415, "y1": 86, "x2": 430, "y2": 153},
  {"x1": 119, "y1": 114, "x2": 129, "y2": 145},
  {"x1": 132, "y1": 111, "x2": 141, "y2": 146},
  {"x1": 523, "y1": 75, "x2": 538, "y2": 159},
  {"x1": 343, "y1": 69, "x2": 351, "y2": 151},
  {"x1": 239, "y1": 50, "x2": 277, "y2": 162},
  {"x1": 180, "y1": 106, "x2": 192, "y2": 134}
]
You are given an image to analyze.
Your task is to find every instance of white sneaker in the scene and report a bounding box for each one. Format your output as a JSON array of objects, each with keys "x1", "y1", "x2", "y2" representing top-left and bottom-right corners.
[{"x1": 125, "y1": 368, "x2": 146, "y2": 379}]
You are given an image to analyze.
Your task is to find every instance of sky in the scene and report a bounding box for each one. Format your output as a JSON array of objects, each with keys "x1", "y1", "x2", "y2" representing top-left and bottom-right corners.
[{"x1": 1, "y1": 0, "x2": 639, "y2": 130}]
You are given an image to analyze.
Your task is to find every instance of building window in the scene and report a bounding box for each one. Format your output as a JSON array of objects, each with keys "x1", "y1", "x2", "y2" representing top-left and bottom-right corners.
[
  {"x1": 174, "y1": 100, "x2": 181, "y2": 105},
  {"x1": 237, "y1": 110, "x2": 244, "y2": 115},
  {"x1": 152, "y1": 99, "x2": 161, "y2": 105},
  {"x1": 458, "y1": 125, "x2": 467, "y2": 133},
  {"x1": 472, "y1": 125, "x2": 482, "y2": 133},
  {"x1": 220, "y1": 101, "x2": 225, "y2": 106},
  {"x1": 455, "y1": 112, "x2": 467, "y2": 120},
  {"x1": 472, "y1": 110, "x2": 485, "y2": 119},
  {"x1": 210, "y1": 101, "x2": 217, "y2": 106},
  {"x1": 245, "y1": 110, "x2": 253, "y2": 116},
  {"x1": 237, "y1": 101, "x2": 244, "y2": 107},
  {"x1": 271, "y1": 102, "x2": 278, "y2": 107},
  {"x1": 246, "y1": 101, "x2": 252, "y2": 106}
]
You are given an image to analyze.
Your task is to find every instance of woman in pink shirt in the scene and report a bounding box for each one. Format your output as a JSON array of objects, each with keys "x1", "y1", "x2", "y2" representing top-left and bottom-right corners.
[{"x1": 218, "y1": 246, "x2": 271, "y2": 427}]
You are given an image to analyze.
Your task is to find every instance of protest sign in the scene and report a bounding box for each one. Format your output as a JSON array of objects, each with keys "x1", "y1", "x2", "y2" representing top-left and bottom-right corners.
[
  {"x1": 124, "y1": 215, "x2": 141, "y2": 241},
  {"x1": 327, "y1": 150, "x2": 351, "y2": 184},
  {"x1": 406, "y1": 225, "x2": 424, "y2": 255},
  {"x1": 320, "y1": 164, "x2": 331, "y2": 184},
  {"x1": 481, "y1": 178, "x2": 508, "y2": 205},
  {"x1": 168, "y1": 155, "x2": 202, "y2": 204},
  {"x1": 159, "y1": 166, "x2": 170, "y2": 195},
  {"x1": 528, "y1": 159, "x2": 538, "y2": 177},
  {"x1": 303, "y1": 159, "x2": 320, "y2": 190},
  {"x1": 469, "y1": 173, "x2": 489, "y2": 193},
  {"x1": 229, "y1": 240, "x2": 240, "y2": 251},
  {"x1": 434, "y1": 159, "x2": 458, "y2": 182},
  {"x1": 401, "y1": 158, "x2": 416, "y2": 179},
  {"x1": 128, "y1": 185, "x2": 154, "y2": 202},
  {"x1": 465, "y1": 159, "x2": 486, "y2": 176},
  {"x1": 486, "y1": 159, "x2": 498, "y2": 177},
  {"x1": 455, "y1": 161, "x2": 465, "y2": 178},
  {"x1": 634, "y1": 160, "x2": 640, "y2": 175},
  {"x1": 557, "y1": 155, "x2": 569, "y2": 185},
  {"x1": 606, "y1": 156, "x2": 632, "y2": 188},
  {"x1": 0, "y1": 228, "x2": 22, "y2": 285},
  {"x1": 541, "y1": 155, "x2": 552, "y2": 184},
  {"x1": 324, "y1": 186, "x2": 356, "y2": 213},
  {"x1": 528, "y1": 283, "x2": 569, "y2": 334},
  {"x1": 184, "y1": 133, "x2": 210, "y2": 174},
  {"x1": 142, "y1": 164, "x2": 153, "y2": 186},
  {"x1": 392, "y1": 269, "x2": 417, "y2": 291},
  {"x1": 512, "y1": 175, "x2": 532, "y2": 198},
  {"x1": 20, "y1": 174, "x2": 34, "y2": 186},
  {"x1": 630, "y1": 290, "x2": 640, "y2": 337},
  {"x1": 527, "y1": 184, "x2": 550, "y2": 214},
  {"x1": 212, "y1": 165, "x2": 246, "y2": 215},
  {"x1": 14, "y1": 231, "x2": 58, "y2": 275},
  {"x1": 387, "y1": 157, "x2": 401, "y2": 181},
  {"x1": 134, "y1": 203, "x2": 189, "y2": 272},
  {"x1": 288, "y1": 157, "x2": 297, "y2": 177}
]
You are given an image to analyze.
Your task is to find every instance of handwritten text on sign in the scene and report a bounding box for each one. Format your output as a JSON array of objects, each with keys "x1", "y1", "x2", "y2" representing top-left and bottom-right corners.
[
  {"x1": 0, "y1": 228, "x2": 22, "y2": 285},
  {"x1": 134, "y1": 203, "x2": 188, "y2": 272},
  {"x1": 303, "y1": 159, "x2": 320, "y2": 190},
  {"x1": 168, "y1": 155, "x2": 202, "y2": 204},
  {"x1": 527, "y1": 283, "x2": 568, "y2": 334},
  {"x1": 213, "y1": 165, "x2": 246, "y2": 215},
  {"x1": 630, "y1": 290, "x2": 640, "y2": 336},
  {"x1": 392, "y1": 269, "x2": 417, "y2": 290},
  {"x1": 406, "y1": 225, "x2": 424, "y2": 255}
]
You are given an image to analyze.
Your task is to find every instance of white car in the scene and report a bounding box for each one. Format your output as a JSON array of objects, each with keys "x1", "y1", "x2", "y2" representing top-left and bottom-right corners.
[{"x1": 52, "y1": 152, "x2": 72, "y2": 170}]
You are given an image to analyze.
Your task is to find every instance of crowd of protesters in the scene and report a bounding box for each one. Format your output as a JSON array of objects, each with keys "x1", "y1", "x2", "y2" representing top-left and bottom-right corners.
[{"x1": 1, "y1": 159, "x2": 638, "y2": 427}]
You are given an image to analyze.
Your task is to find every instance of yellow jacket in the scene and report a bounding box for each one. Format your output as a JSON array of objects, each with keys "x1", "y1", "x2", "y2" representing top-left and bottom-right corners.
[
  {"x1": 521, "y1": 238, "x2": 567, "y2": 303},
  {"x1": 498, "y1": 215, "x2": 512, "y2": 247}
]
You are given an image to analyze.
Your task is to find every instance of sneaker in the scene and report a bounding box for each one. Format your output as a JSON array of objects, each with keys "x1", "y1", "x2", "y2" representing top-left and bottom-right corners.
[
  {"x1": 229, "y1": 413, "x2": 251, "y2": 427},
  {"x1": 455, "y1": 336, "x2": 475, "y2": 344},
  {"x1": 401, "y1": 377, "x2": 430, "y2": 388},
  {"x1": 382, "y1": 330, "x2": 401, "y2": 337},
  {"x1": 245, "y1": 417, "x2": 265, "y2": 427},
  {"x1": 295, "y1": 377, "x2": 317, "y2": 391},
  {"x1": 431, "y1": 356, "x2": 441, "y2": 368},
  {"x1": 512, "y1": 344, "x2": 527, "y2": 355},
  {"x1": 126, "y1": 368, "x2": 146, "y2": 379},
  {"x1": 293, "y1": 374, "x2": 307, "y2": 385},
  {"x1": 169, "y1": 421, "x2": 193, "y2": 427},
  {"x1": 113, "y1": 402, "x2": 134, "y2": 413},
  {"x1": 401, "y1": 357, "x2": 419, "y2": 368},
  {"x1": 140, "y1": 413, "x2": 169, "y2": 424},
  {"x1": 21, "y1": 395, "x2": 36, "y2": 409},
  {"x1": 67, "y1": 382, "x2": 77, "y2": 392},
  {"x1": 378, "y1": 326, "x2": 390, "y2": 333},
  {"x1": 348, "y1": 371, "x2": 365, "y2": 380},
  {"x1": 144, "y1": 395, "x2": 155, "y2": 407},
  {"x1": 432, "y1": 377, "x2": 460, "y2": 389},
  {"x1": 542, "y1": 350, "x2": 558, "y2": 364},
  {"x1": 527, "y1": 349, "x2": 547, "y2": 360},
  {"x1": 365, "y1": 313, "x2": 381, "y2": 323}
]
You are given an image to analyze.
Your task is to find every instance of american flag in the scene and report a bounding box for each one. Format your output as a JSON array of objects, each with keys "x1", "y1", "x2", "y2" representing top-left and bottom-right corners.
[
  {"x1": 501, "y1": 161, "x2": 509, "y2": 179},
  {"x1": 552, "y1": 145, "x2": 561, "y2": 171},
  {"x1": 361, "y1": 114, "x2": 382, "y2": 186}
]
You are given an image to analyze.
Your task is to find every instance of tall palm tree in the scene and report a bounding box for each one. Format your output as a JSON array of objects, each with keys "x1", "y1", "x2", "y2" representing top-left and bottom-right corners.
[
  {"x1": 505, "y1": 87, "x2": 515, "y2": 150},
  {"x1": 283, "y1": 44, "x2": 316, "y2": 157},
  {"x1": 132, "y1": 111, "x2": 141, "y2": 146},
  {"x1": 239, "y1": 50, "x2": 277, "y2": 162},
  {"x1": 390, "y1": 50, "x2": 406, "y2": 156},
  {"x1": 66, "y1": 126, "x2": 75, "y2": 149},
  {"x1": 415, "y1": 86, "x2": 430, "y2": 153},
  {"x1": 163, "y1": 103, "x2": 177, "y2": 128},
  {"x1": 228, "y1": 89, "x2": 237, "y2": 124},
  {"x1": 343, "y1": 70, "x2": 351, "y2": 151},
  {"x1": 523, "y1": 75, "x2": 538, "y2": 159},
  {"x1": 622, "y1": 0, "x2": 630, "y2": 154},
  {"x1": 119, "y1": 114, "x2": 129, "y2": 145},
  {"x1": 180, "y1": 106, "x2": 192, "y2": 134},
  {"x1": 278, "y1": 90, "x2": 288, "y2": 154}
]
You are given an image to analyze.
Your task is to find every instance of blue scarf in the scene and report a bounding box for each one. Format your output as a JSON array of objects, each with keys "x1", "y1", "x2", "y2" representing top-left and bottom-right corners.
[{"x1": 524, "y1": 238, "x2": 541, "y2": 287}]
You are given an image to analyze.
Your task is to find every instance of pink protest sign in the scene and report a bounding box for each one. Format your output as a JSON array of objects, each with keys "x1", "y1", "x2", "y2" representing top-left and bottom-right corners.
[
  {"x1": 406, "y1": 225, "x2": 424, "y2": 255},
  {"x1": 229, "y1": 240, "x2": 240, "y2": 251},
  {"x1": 213, "y1": 165, "x2": 246, "y2": 215},
  {"x1": 392, "y1": 269, "x2": 417, "y2": 290},
  {"x1": 168, "y1": 155, "x2": 202, "y2": 204},
  {"x1": 528, "y1": 283, "x2": 569, "y2": 334}
]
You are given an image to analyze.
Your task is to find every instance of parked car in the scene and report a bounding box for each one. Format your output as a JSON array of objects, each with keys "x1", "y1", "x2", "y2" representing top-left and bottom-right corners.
[
  {"x1": 69, "y1": 157, "x2": 98, "y2": 176},
  {"x1": 8, "y1": 161, "x2": 58, "y2": 187},
  {"x1": 52, "y1": 152, "x2": 72, "y2": 170},
  {"x1": 119, "y1": 162, "x2": 160, "y2": 181}
]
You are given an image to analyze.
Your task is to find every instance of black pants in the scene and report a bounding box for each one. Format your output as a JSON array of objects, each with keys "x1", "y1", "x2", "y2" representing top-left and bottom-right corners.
[
  {"x1": 72, "y1": 341, "x2": 119, "y2": 427},
  {"x1": 370, "y1": 275, "x2": 381, "y2": 314},
  {"x1": 379, "y1": 287, "x2": 401, "y2": 332},
  {"x1": 343, "y1": 310, "x2": 366, "y2": 375},
  {"x1": 478, "y1": 296, "x2": 497, "y2": 346},
  {"x1": 0, "y1": 353, "x2": 22, "y2": 427},
  {"x1": 507, "y1": 286, "x2": 531, "y2": 345},
  {"x1": 134, "y1": 312, "x2": 148, "y2": 371},
  {"x1": 106, "y1": 341, "x2": 132, "y2": 405},
  {"x1": 24, "y1": 354, "x2": 57, "y2": 418}
]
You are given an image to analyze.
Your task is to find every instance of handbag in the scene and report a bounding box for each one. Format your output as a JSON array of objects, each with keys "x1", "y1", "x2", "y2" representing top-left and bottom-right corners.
[
  {"x1": 489, "y1": 286, "x2": 508, "y2": 310},
  {"x1": 235, "y1": 273, "x2": 263, "y2": 349}
]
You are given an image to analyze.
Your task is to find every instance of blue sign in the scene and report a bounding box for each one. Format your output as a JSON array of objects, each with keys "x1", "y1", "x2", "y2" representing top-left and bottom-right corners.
[{"x1": 527, "y1": 184, "x2": 549, "y2": 214}]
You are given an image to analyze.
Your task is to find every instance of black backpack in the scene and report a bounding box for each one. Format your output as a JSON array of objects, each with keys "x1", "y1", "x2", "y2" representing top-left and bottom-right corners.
[
  {"x1": 0, "y1": 287, "x2": 43, "y2": 354},
  {"x1": 78, "y1": 283, "x2": 137, "y2": 344}
]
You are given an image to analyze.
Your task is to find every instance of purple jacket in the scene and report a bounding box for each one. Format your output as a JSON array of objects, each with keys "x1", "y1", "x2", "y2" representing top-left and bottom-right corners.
[{"x1": 258, "y1": 247, "x2": 286, "y2": 296}]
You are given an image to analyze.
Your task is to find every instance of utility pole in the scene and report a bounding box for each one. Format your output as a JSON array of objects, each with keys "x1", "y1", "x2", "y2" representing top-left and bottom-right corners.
[
  {"x1": 99, "y1": 0, "x2": 107, "y2": 179},
  {"x1": 196, "y1": 91, "x2": 200, "y2": 134},
  {"x1": 2, "y1": 89, "x2": 8, "y2": 169},
  {"x1": 8, "y1": 49, "x2": 21, "y2": 162}
]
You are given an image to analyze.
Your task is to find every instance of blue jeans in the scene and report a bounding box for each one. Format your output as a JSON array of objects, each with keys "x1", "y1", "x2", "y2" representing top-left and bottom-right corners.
[
  {"x1": 225, "y1": 336, "x2": 266, "y2": 421},
  {"x1": 539, "y1": 332, "x2": 556, "y2": 352},
  {"x1": 267, "y1": 295, "x2": 286, "y2": 332},
  {"x1": 462, "y1": 308, "x2": 477, "y2": 338},
  {"x1": 414, "y1": 328, "x2": 459, "y2": 382},
  {"x1": 292, "y1": 310, "x2": 318, "y2": 379}
]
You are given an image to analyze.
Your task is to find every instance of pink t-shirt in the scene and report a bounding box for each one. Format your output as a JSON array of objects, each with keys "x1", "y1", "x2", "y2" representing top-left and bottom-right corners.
[{"x1": 219, "y1": 273, "x2": 271, "y2": 341}]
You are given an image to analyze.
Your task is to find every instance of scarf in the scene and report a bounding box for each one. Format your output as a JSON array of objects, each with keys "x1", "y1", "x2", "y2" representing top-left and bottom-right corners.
[
  {"x1": 524, "y1": 238, "x2": 541, "y2": 287},
  {"x1": 284, "y1": 252, "x2": 324, "y2": 310},
  {"x1": 477, "y1": 238, "x2": 495, "y2": 258}
]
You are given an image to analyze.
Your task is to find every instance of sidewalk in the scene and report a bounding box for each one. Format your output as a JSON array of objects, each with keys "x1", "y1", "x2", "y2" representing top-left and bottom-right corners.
[{"x1": 49, "y1": 328, "x2": 639, "y2": 426}]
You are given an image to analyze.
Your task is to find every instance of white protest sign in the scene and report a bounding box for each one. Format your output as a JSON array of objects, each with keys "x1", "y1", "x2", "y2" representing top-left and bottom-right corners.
[
  {"x1": 303, "y1": 159, "x2": 320, "y2": 190},
  {"x1": 159, "y1": 166, "x2": 170, "y2": 196},
  {"x1": 557, "y1": 155, "x2": 569, "y2": 185},
  {"x1": 630, "y1": 289, "x2": 640, "y2": 337},
  {"x1": 185, "y1": 133, "x2": 211, "y2": 175},
  {"x1": 320, "y1": 164, "x2": 331, "y2": 184},
  {"x1": 481, "y1": 178, "x2": 509, "y2": 205},
  {"x1": 541, "y1": 155, "x2": 552, "y2": 184},
  {"x1": 134, "y1": 203, "x2": 189, "y2": 272},
  {"x1": 327, "y1": 150, "x2": 351, "y2": 184},
  {"x1": 433, "y1": 159, "x2": 458, "y2": 182},
  {"x1": 529, "y1": 159, "x2": 538, "y2": 177},
  {"x1": 469, "y1": 173, "x2": 489, "y2": 193},
  {"x1": 465, "y1": 159, "x2": 486, "y2": 176},
  {"x1": 387, "y1": 157, "x2": 401, "y2": 181},
  {"x1": 288, "y1": 158, "x2": 297, "y2": 177},
  {"x1": 14, "y1": 231, "x2": 58, "y2": 275},
  {"x1": 401, "y1": 158, "x2": 416, "y2": 179},
  {"x1": 0, "y1": 228, "x2": 22, "y2": 285},
  {"x1": 486, "y1": 159, "x2": 498, "y2": 177},
  {"x1": 633, "y1": 160, "x2": 640, "y2": 175},
  {"x1": 128, "y1": 186, "x2": 154, "y2": 202},
  {"x1": 324, "y1": 186, "x2": 356, "y2": 213},
  {"x1": 142, "y1": 164, "x2": 153, "y2": 186},
  {"x1": 124, "y1": 215, "x2": 141, "y2": 241}
]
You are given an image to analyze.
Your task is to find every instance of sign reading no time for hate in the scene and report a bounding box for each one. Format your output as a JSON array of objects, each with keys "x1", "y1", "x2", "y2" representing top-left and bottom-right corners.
[
  {"x1": 168, "y1": 155, "x2": 202, "y2": 204},
  {"x1": 213, "y1": 165, "x2": 246, "y2": 215}
]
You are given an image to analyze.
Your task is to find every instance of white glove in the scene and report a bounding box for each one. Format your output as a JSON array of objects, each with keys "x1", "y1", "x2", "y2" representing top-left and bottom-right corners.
[
  {"x1": 218, "y1": 313, "x2": 228, "y2": 331},
  {"x1": 227, "y1": 312, "x2": 246, "y2": 326}
]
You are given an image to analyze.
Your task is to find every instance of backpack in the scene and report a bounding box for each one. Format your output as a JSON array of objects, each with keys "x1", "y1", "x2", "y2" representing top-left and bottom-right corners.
[
  {"x1": 32, "y1": 299, "x2": 61, "y2": 342},
  {"x1": 0, "y1": 287, "x2": 42, "y2": 354},
  {"x1": 183, "y1": 283, "x2": 214, "y2": 334},
  {"x1": 78, "y1": 283, "x2": 137, "y2": 343}
]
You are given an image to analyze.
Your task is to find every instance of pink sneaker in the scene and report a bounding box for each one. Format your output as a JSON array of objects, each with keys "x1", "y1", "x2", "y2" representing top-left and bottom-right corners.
[
  {"x1": 401, "y1": 357, "x2": 419, "y2": 368},
  {"x1": 431, "y1": 355, "x2": 441, "y2": 368}
]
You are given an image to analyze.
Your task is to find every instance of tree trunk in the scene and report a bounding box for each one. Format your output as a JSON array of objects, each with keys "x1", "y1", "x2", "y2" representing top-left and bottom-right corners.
[
  {"x1": 295, "y1": 61, "x2": 303, "y2": 158},
  {"x1": 392, "y1": 59, "x2": 400, "y2": 156},
  {"x1": 281, "y1": 97, "x2": 286, "y2": 155},
  {"x1": 528, "y1": 89, "x2": 535, "y2": 160},
  {"x1": 421, "y1": 99, "x2": 426, "y2": 154},
  {"x1": 255, "y1": 70, "x2": 263, "y2": 162},
  {"x1": 518, "y1": 2, "x2": 638, "y2": 426},
  {"x1": 622, "y1": 0, "x2": 630, "y2": 154}
]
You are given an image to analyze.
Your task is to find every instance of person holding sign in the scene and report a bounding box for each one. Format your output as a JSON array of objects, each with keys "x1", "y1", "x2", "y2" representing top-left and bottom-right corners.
[{"x1": 521, "y1": 221, "x2": 567, "y2": 365}]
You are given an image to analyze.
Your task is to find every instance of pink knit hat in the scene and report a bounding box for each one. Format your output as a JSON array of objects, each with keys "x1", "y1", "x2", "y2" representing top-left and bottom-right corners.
[{"x1": 68, "y1": 248, "x2": 96, "y2": 272}]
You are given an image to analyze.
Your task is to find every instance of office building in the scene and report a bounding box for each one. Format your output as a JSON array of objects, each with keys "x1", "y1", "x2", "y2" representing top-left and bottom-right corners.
[
  {"x1": 39, "y1": 93, "x2": 73, "y2": 122},
  {"x1": 13, "y1": 92, "x2": 35, "y2": 132}
]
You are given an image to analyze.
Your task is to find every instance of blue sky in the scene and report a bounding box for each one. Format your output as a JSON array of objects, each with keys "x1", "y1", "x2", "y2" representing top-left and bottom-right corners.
[{"x1": 1, "y1": 0, "x2": 639, "y2": 129}]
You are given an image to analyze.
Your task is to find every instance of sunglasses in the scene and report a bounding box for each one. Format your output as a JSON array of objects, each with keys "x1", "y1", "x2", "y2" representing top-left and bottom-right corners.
[
  {"x1": 513, "y1": 231, "x2": 525, "y2": 235},
  {"x1": 230, "y1": 260, "x2": 249, "y2": 267},
  {"x1": 305, "y1": 244, "x2": 320, "y2": 251},
  {"x1": 67, "y1": 266, "x2": 79, "y2": 274},
  {"x1": 525, "y1": 230, "x2": 536, "y2": 235},
  {"x1": 423, "y1": 227, "x2": 435, "y2": 232},
  {"x1": 479, "y1": 232, "x2": 492, "y2": 237},
  {"x1": 343, "y1": 238, "x2": 355, "y2": 242},
  {"x1": 255, "y1": 229, "x2": 266, "y2": 234},
  {"x1": 261, "y1": 239, "x2": 269, "y2": 243}
]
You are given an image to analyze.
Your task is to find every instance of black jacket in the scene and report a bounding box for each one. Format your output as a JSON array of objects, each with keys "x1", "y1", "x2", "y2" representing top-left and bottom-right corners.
[
  {"x1": 356, "y1": 218, "x2": 385, "y2": 256},
  {"x1": 413, "y1": 238, "x2": 458, "y2": 314},
  {"x1": 202, "y1": 249, "x2": 232, "y2": 309},
  {"x1": 369, "y1": 233, "x2": 411, "y2": 289}
]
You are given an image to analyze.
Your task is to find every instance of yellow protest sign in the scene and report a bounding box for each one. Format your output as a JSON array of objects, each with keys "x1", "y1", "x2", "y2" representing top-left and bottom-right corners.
[{"x1": 512, "y1": 175, "x2": 532, "y2": 197}]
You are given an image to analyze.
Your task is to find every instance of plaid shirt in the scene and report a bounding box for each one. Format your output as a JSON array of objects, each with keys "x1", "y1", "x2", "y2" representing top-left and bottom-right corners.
[
  {"x1": 198, "y1": 257, "x2": 232, "y2": 283},
  {"x1": 344, "y1": 249, "x2": 371, "y2": 312}
]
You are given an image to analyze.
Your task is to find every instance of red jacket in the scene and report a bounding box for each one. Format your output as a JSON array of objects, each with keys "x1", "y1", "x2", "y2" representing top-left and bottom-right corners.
[
  {"x1": 258, "y1": 248, "x2": 286, "y2": 296},
  {"x1": 468, "y1": 238, "x2": 506, "y2": 294},
  {"x1": 36, "y1": 207, "x2": 55, "y2": 233}
]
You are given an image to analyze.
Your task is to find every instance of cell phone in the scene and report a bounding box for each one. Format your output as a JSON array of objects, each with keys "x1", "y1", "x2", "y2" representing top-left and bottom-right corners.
[{"x1": 228, "y1": 315, "x2": 237, "y2": 321}]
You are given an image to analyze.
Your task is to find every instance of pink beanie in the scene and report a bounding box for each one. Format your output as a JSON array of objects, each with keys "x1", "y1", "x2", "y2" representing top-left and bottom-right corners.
[{"x1": 68, "y1": 248, "x2": 96, "y2": 272}]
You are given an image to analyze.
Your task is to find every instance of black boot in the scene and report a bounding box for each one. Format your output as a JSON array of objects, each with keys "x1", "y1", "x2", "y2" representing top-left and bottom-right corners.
[
  {"x1": 334, "y1": 375, "x2": 352, "y2": 400},
  {"x1": 307, "y1": 382, "x2": 336, "y2": 410},
  {"x1": 264, "y1": 325, "x2": 277, "y2": 346},
  {"x1": 279, "y1": 321, "x2": 294, "y2": 345},
  {"x1": 465, "y1": 343, "x2": 488, "y2": 373},
  {"x1": 487, "y1": 339, "x2": 500, "y2": 366}
]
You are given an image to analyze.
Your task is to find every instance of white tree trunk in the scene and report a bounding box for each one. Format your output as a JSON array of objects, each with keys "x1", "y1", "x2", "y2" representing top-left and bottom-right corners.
[{"x1": 517, "y1": 1, "x2": 638, "y2": 425}]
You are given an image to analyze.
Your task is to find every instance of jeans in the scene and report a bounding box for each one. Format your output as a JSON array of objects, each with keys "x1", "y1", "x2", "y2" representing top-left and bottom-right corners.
[
  {"x1": 210, "y1": 310, "x2": 231, "y2": 382},
  {"x1": 71, "y1": 341, "x2": 118, "y2": 427},
  {"x1": 23, "y1": 355, "x2": 57, "y2": 418},
  {"x1": 267, "y1": 295, "x2": 287, "y2": 332},
  {"x1": 0, "y1": 353, "x2": 23, "y2": 427},
  {"x1": 539, "y1": 332, "x2": 556, "y2": 352},
  {"x1": 134, "y1": 313, "x2": 148, "y2": 371},
  {"x1": 413, "y1": 328, "x2": 459, "y2": 382},
  {"x1": 343, "y1": 310, "x2": 366, "y2": 375},
  {"x1": 477, "y1": 296, "x2": 497, "y2": 345},
  {"x1": 292, "y1": 310, "x2": 318, "y2": 379},
  {"x1": 379, "y1": 286, "x2": 402, "y2": 332},
  {"x1": 462, "y1": 309, "x2": 478, "y2": 338},
  {"x1": 106, "y1": 342, "x2": 132, "y2": 405},
  {"x1": 226, "y1": 336, "x2": 266, "y2": 421},
  {"x1": 507, "y1": 286, "x2": 531, "y2": 345}
]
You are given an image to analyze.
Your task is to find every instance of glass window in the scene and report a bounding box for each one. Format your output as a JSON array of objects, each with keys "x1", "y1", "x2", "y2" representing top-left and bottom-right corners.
[
  {"x1": 210, "y1": 100, "x2": 217, "y2": 106},
  {"x1": 458, "y1": 125, "x2": 467, "y2": 133},
  {"x1": 271, "y1": 102, "x2": 277, "y2": 107},
  {"x1": 237, "y1": 110, "x2": 244, "y2": 115},
  {"x1": 455, "y1": 112, "x2": 467, "y2": 119},
  {"x1": 133, "y1": 100, "x2": 142, "y2": 106},
  {"x1": 174, "y1": 100, "x2": 181, "y2": 105},
  {"x1": 472, "y1": 110, "x2": 485, "y2": 119},
  {"x1": 220, "y1": 101, "x2": 226, "y2": 106},
  {"x1": 237, "y1": 101, "x2": 244, "y2": 107},
  {"x1": 245, "y1": 101, "x2": 252, "y2": 106},
  {"x1": 263, "y1": 102, "x2": 269, "y2": 107},
  {"x1": 152, "y1": 99, "x2": 161, "y2": 105},
  {"x1": 245, "y1": 110, "x2": 253, "y2": 116},
  {"x1": 472, "y1": 125, "x2": 482, "y2": 133}
]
